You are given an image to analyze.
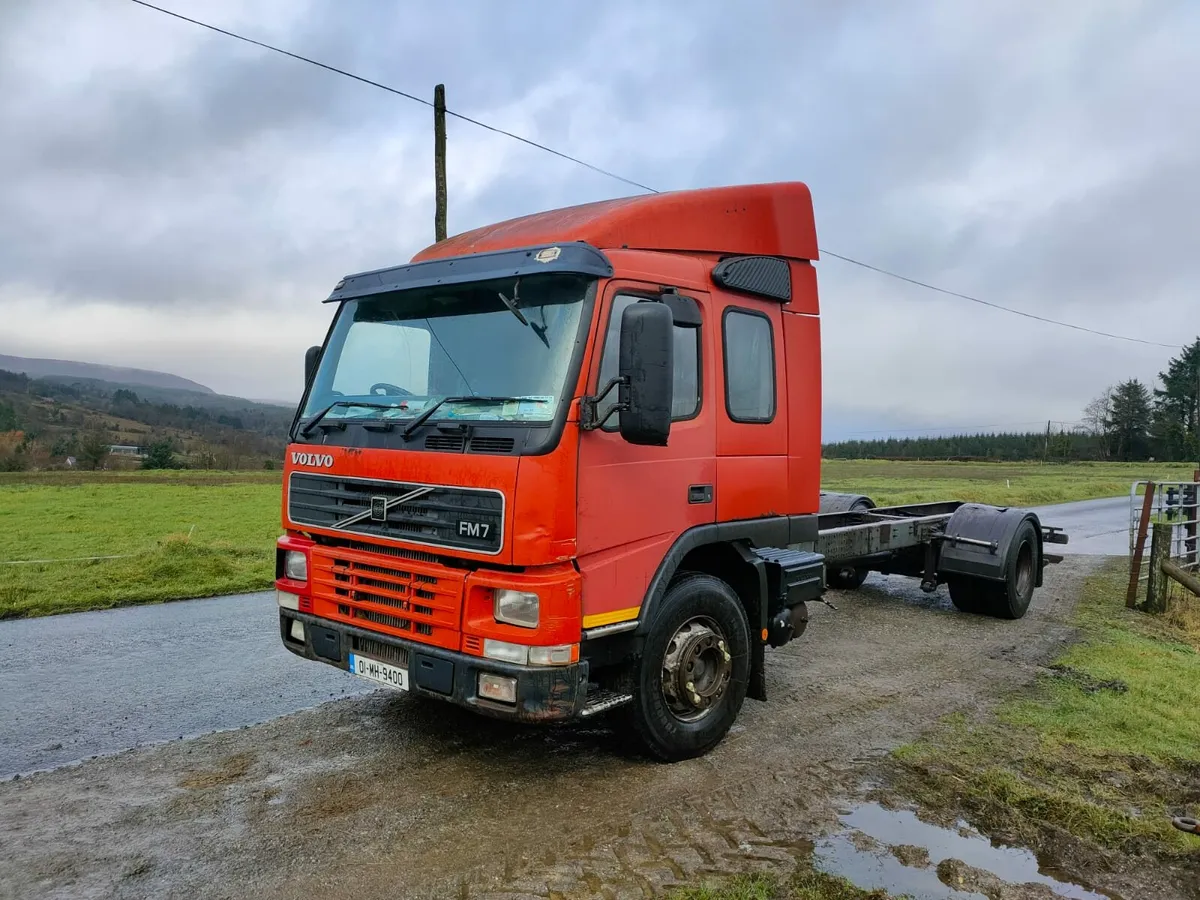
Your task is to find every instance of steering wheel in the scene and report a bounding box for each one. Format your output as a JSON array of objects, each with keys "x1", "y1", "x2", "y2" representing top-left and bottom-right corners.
[{"x1": 369, "y1": 383, "x2": 413, "y2": 397}]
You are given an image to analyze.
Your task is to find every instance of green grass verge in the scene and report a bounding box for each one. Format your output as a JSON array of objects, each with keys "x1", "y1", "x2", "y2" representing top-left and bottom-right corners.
[
  {"x1": 669, "y1": 868, "x2": 895, "y2": 900},
  {"x1": 1, "y1": 461, "x2": 1192, "y2": 619},
  {"x1": 0, "y1": 474, "x2": 281, "y2": 618},
  {"x1": 892, "y1": 562, "x2": 1200, "y2": 860},
  {"x1": 821, "y1": 459, "x2": 1195, "y2": 507}
]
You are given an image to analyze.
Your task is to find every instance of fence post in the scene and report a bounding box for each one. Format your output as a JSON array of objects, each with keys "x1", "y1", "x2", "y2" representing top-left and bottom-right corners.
[
  {"x1": 1127, "y1": 481, "x2": 1156, "y2": 608},
  {"x1": 1145, "y1": 521, "x2": 1171, "y2": 614}
]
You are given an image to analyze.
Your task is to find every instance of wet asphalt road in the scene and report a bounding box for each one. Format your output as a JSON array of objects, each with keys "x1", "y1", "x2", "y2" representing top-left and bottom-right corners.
[
  {"x1": 0, "y1": 592, "x2": 371, "y2": 779},
  {"x1": 0, "y1": 496, "x2": 1129, "y2": 781},
  {"x1": 1031, "y1": 495, "x2": 1130, "y2": 555}
]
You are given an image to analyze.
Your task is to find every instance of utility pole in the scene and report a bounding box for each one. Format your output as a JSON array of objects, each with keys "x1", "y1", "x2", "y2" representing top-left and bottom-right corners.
[{"x1": 434, "y1": 83, "x2": 447, "y2": 242}]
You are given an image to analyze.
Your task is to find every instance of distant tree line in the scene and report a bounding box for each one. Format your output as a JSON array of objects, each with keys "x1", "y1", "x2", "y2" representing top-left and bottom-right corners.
[{"x1": 825, "y1": 338, "x2": 1200, "y2": 463}]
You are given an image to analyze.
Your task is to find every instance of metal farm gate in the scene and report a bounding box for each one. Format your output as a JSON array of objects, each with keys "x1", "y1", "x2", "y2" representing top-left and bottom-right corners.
[{"x1": 1127, "y1": 478, "x2": 1200, "y2": 609}]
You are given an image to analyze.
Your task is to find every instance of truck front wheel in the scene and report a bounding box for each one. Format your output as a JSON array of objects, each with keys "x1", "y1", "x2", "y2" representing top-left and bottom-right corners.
[{"x1": 626, "y1": 573, "x2": 750, "y2": 761}]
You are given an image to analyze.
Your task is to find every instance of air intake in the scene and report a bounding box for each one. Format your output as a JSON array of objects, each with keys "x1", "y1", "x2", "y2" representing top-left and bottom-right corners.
[
  {"x1": 424, "y1": 434, "x2": 466, "y2": 452},
  {"x1": 468, "y1": 436, "x2": 516, "y2": 454}
]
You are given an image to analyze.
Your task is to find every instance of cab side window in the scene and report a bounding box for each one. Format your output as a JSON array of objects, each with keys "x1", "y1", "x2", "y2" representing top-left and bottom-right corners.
[
  {"x1": 596, "y1": 294, "x2": 701, "y2": 428},
  {"x1": 722, "y1": 308, "x2": 775, "y2": 422}
]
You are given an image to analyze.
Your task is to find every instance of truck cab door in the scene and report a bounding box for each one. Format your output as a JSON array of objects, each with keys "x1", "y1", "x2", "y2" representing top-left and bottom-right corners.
[
  {"x1": 575, "y1": 281, "x2": 716, "y2": 630},
  {"x1": 714, "y1": 299, "x2": 788, "y2": 520}
]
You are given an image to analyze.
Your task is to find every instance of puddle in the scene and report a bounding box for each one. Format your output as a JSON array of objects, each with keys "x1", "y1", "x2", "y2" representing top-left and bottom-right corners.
[{"x1": 814, "y1": 801, "x2": 1110, "y2": 900}]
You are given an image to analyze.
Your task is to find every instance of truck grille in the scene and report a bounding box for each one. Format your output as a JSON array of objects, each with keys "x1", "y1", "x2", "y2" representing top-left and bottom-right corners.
[
  {"x1": 288, "y1": 473, "x2": 503, "y2": 554},
  {"x1": 310, "y1": 543, "x2": 464, "y2": 651}
]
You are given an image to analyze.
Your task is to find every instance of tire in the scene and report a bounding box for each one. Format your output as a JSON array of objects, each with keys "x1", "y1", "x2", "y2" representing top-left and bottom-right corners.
[
  {"x1": 948, "y1": 518, "x2": 1039, "y2": 620},
  {"x1": 827, "y1": 498, "x2": 874, "y2": 590},
  {"x1": 625, "y1": 573, "x2": 750, "y2": 762},
  {"x1": 827, "y1": 565, "x2": 870, "y2": 590},
  {"x1": 947, "y1": 577, "x2": 993, "y2": 615}
]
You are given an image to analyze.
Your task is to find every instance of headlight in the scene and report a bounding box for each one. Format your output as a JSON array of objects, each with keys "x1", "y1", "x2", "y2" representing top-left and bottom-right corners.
[
  {"x1": 493, "y1": 589, "x2": 538, "y2": 628},
  {"x1": 284, "y1": 550, "x2": 308, "y2": 581}
]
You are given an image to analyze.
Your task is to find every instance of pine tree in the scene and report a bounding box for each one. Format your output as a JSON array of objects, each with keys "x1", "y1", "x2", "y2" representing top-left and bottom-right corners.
[
  {"x1": 1152, "y1": 337, "x2": 1200, "y2": 461},
  {"x1": 1107, "y1": 379, "x2": 1153, "y2": 461}
]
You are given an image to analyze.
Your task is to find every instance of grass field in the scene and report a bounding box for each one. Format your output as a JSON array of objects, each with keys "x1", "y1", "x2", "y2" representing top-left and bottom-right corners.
[
  {"x1": 0, "y1": 471, "x2": 281, "y2": 618},
  {"x1": 821, "y1": 459, "x2": 1197, "y2": 507},
  {"x1": 1, "y1": 460, "x2": 1195, "y2": 619}
]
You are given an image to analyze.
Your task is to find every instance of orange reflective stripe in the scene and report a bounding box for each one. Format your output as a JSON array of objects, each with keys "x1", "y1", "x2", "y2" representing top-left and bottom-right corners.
[{"x1": 582, "y1": 606, "x2": 640, "y2": 629}]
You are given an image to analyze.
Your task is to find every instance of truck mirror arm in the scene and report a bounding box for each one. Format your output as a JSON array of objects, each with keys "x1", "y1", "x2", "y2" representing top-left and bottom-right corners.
[{"x1": 580, "y1": 376, "x2": 629, "y2": 431}]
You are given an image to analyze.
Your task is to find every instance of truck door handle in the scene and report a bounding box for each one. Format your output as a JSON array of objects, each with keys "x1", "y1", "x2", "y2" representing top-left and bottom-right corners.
[{"x1": 688, "y1": 484, "x2": 714, "y2": 504}]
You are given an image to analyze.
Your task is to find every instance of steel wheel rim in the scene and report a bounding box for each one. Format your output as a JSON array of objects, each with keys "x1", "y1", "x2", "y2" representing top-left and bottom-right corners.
[
  {"x1": 1015, "y1": 540, "x2": 1035, "y2": 597},
  {"x1": 660, "y1": 615, "x2": 733, "y2": 723}
]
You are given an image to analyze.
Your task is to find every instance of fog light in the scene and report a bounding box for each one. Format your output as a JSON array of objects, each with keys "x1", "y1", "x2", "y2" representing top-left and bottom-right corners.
[
  {"x1": 276, "y1": 589, "x2": 301, "y2": 611},
  {"x1": 478, "y1": 673, "x2": 516, "y2": 704},
  {"x1": 284, "y1": 550, "x2": 308, "y2": 582},
  {"x1": 494, "y1": 589, "x2": 539, "y2": 628},
  {"x1": 289, "y1": 619, "x2": 305, "y2": 642}
]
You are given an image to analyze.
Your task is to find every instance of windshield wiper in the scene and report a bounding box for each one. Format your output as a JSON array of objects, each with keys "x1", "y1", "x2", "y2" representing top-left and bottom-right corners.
[
  {"x1": 298, "y1": 400, "x2": 407, "y2": 437},
  {"x1": 498, "y1": 280, "x2": 550, "y2": 349},
  {"x1": 400, "y1": 396, "x2": 527, "y2": 442}
]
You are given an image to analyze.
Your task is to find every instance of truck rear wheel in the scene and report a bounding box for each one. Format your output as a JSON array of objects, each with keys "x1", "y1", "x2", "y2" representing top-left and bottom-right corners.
[
  {"x1": 626, "y1": 573, "x2": 750, "y2": 761},
  {"x1": 947, "y1": 518, "x2": 1039, "y2": 620}
]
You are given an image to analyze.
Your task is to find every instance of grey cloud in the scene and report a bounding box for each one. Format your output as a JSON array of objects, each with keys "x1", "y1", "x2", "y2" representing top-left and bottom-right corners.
[{"x1": 0, "y1": 0, "x2": 1196, "y2": 425}]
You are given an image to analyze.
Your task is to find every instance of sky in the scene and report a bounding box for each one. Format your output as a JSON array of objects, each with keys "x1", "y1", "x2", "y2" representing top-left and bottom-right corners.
[{"x1": 1, "y1": 0, "x2": 1197, "y2": 440}]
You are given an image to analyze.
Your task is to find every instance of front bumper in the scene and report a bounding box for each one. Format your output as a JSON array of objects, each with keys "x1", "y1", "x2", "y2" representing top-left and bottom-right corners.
[{"x1": 280, "y1": 611, "x2": 589, "y2": 723}]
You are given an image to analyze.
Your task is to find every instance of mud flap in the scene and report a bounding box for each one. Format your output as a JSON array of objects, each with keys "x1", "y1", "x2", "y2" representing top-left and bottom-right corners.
[
  {"x1": 732, "y1": 542, "x2": 770, "y2": 702},
  {"x1": 749, "y1": 640, "x2": 767, "y2": 702}
]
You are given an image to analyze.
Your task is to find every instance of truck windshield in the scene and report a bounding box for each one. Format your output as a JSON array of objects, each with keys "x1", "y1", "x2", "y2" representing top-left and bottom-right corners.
[{"x1": 300, "y1": 273, "x2": 594, "y2": 429}]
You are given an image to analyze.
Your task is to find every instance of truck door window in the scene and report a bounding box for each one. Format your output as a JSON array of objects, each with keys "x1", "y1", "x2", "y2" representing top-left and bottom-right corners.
[
  {"x1": 722, "y1": 308, "x2": 775, "y2": 423},
  {"x1": 596, "y1": 294, "x2": 700, "y2": 428}
]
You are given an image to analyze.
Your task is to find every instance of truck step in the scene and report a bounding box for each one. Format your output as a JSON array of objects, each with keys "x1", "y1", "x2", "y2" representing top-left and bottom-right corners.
[{"x1": 580, "y1": 690, "x2": 633, "y2": 718}]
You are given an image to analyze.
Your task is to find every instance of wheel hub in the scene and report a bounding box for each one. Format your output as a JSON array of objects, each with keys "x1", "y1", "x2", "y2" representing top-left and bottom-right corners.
[{"x1": 661, "y1": 619, "x2": 732, "y2": 721}]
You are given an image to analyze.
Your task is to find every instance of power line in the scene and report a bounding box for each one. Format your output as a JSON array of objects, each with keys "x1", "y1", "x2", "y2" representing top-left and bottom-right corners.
[
  {"x1": 123, "y1": 0, "x2": 657, "y2": 194},
  {"x1": 123, "y1": 0, "x2": 1180, "y2": 350},
  {"x1": 819, "y1": 250, "x2": 1181, "y2": 349}
]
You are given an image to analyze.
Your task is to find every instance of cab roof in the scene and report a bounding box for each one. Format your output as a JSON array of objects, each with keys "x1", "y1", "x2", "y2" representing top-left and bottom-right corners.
[{"x1": 411, "y1": 181, "x2": 818, "y2": 264}]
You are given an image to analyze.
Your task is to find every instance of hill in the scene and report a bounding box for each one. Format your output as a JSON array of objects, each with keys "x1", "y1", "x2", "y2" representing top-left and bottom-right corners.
[
  {"x1": 0, "y1": 354, "x2": 214, "y2": 394},
  {"x1": 0, "y1": 368, "x2": 295, "y2": 471}
]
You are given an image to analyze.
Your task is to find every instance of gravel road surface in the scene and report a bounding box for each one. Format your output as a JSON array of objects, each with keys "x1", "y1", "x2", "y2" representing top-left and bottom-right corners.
[{"x1": 4, "y1": 557, "x2": 1147, "y2": 900}]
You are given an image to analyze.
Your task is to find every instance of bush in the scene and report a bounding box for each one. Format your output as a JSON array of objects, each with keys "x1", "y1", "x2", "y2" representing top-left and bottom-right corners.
[{"x1": 141, "y1": 439, "x2": 181, "y2": 470}]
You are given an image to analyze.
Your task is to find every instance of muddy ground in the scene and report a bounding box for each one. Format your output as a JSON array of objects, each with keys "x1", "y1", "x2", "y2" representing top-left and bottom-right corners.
[{"x1": 1, "y1": 557, "x2": 1184, "y2": 900}]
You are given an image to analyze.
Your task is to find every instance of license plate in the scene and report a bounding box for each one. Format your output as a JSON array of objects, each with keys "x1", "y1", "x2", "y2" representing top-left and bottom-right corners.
[{"x1": 347, "y1": 653, "x2": 409, "y2": 691}]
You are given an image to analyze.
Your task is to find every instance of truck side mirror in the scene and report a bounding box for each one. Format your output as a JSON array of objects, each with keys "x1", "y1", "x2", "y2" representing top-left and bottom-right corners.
[
  {"x1": 618, "y1": 301, "x2": 674, "y2": 446},
  {"x1": 304, "y1": 346, "x2": 322, "y2": 386}
]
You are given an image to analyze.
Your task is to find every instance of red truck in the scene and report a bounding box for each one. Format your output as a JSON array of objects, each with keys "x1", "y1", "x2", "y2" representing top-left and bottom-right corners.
[{"x1": 275, "y1": 182, "x2": 1067, "y2": 760}]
